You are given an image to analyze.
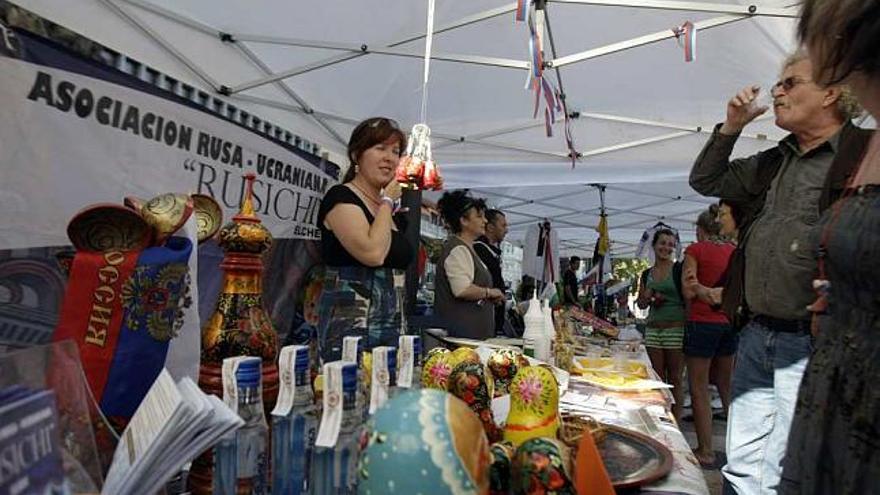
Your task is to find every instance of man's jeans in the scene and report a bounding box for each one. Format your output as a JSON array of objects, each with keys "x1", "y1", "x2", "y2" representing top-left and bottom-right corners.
[{"x1": 722, "y1": 319, "x2": 811, "y2": 494}]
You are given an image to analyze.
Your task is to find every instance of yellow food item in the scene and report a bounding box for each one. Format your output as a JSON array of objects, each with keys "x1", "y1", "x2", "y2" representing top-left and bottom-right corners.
[{"x1": 575, "y1": 357, "x2": 648, "y2": 378}]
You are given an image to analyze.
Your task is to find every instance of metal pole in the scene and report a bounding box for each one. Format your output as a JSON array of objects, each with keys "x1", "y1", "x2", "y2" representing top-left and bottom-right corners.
[{"x1": 401, "y1": 188, "x2": 423, "y2": 326}]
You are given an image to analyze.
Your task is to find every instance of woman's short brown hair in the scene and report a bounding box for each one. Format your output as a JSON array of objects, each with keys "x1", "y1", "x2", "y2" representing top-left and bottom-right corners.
[
  {"x1": 342, "y1": 117, "x2": 407, "y2": 183},
  {"x1": 696, "y1": 205, "x2": 721, "y2": 237},
  {"x1": 798, "y1": 0, "x2": 880, "y2": 86}
]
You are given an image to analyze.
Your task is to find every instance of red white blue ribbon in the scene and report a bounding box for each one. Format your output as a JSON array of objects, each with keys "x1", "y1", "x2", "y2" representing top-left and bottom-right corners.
[
  {"x1": 515, "y1": 0, "x2": 532, "y2": 23},
  {"x1": 672, "y1": 21, "x2": 697, "y2": 62},
  {"x1": 516, "y1": 0, "x2": 579, "y2": 165}
]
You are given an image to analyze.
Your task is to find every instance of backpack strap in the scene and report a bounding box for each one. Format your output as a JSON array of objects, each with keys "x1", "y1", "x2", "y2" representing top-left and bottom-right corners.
[{"x1": 672, "y1": 261, "x2": 684, "y2": 301}]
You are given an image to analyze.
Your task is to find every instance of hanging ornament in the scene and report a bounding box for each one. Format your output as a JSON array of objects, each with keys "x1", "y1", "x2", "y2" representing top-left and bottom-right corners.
[
  {"x1": 397, "y1": 124, "x2": 443, "y2": 191},
  {"x1": 396, "y1": 0, "x2": 444, "y2": 191}
]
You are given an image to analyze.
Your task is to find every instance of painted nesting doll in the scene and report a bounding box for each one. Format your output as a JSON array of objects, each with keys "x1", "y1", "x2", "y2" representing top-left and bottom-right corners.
[
  {"x1": 358, "y1": 389, "x2": 491, "y2": 495},
  {"x1": 489, "y1": 441, "x2": 516, "y2": 495},
  {"x1": 450, "y1": 346, "x2": 481, "y2": 367},
  {"x1": 422, "y1": 348, "x2": 454, "y2": 390},
  {"x1": 511, "y1": 438, "x2": 575, "y2": 495},
  {"x1": 487, "y1": 348, "x2": 528, "y2": 397},
  {"x1": 447, "y1": 362, "x2": 502, "y2": 443},
  {"x1": 504, "y1": 366, "x2": 560, "y2": 448}
]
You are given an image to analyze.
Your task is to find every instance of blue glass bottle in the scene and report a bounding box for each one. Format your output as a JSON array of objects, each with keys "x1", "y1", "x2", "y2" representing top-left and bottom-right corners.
[
  {"x1": 272, "y1": 347, "x2": 318, "y2": 495},
  {"x1": 215, "y1": 357, "x2": 269, "y2": 495},
  {"x1": 310, "y1": 362, "x2": 360, "y2": 495}
]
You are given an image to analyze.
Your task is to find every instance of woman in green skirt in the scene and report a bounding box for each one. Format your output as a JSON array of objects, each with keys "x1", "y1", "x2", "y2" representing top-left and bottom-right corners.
[{"x1": 637, "y1": 228, "x2": 686, "y2": 419}]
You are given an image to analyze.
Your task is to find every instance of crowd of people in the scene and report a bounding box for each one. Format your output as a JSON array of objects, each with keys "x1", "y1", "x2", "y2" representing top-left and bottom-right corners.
[{"x1": 316, "y1": 1, "x2": 879, "y2": 492}]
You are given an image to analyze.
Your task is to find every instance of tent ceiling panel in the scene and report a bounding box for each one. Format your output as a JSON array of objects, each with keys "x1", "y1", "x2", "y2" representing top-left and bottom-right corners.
[{"x1": 12, "y1": 0, "x2": 808, "y2": 254}]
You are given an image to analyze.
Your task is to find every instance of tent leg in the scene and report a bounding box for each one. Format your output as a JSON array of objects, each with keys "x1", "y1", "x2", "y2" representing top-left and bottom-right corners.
[{"x1": 401, "y1": 188, "x2": 422, "y2": 328}]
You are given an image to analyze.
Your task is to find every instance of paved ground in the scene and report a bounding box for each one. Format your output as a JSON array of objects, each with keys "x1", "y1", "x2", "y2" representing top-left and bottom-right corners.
[{"x1": 679, "y1": 407, "x2": 726, "y2": 495}]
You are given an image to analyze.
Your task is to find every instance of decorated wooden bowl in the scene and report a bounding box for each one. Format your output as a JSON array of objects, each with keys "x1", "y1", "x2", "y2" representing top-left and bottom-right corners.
[
  {"x1": 123, "y1": 195, "x2": 147, "y2": 212},
  {"x1": 140, "y1": 193, "x2": 194, "y2": 245},
  {"x1": 191, "y1": 193, "x2": 223, "y2": 243},
  {"x1": 358, "y1": 389, "x2": 491, "y2": 495},
  {"x1": 66, "y1": 203, "x2": 152, "y2": 252}
]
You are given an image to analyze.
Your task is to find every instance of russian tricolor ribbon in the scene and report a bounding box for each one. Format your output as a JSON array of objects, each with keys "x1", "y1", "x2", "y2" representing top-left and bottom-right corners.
[
  {"x1": 515, "y1": 0, "x2": 531, "y2": 23},
  {"x1": 53, "y1": 237, "x2": 193, "y2": 418},
  {"x1": 672, "y1": 21, "x2": 697, "y2": 62}
]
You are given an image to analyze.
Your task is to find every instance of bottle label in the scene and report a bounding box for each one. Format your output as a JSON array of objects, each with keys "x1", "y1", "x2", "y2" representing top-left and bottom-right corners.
[
  {"x1": 369, "y1": 347, "x2": 396, "y2": 414},
  {"x1": 397, "y1": 336, "x2": 417, "y2": 388},
  {"x1": 272, "y1": 345, "x2": 309, "y2": 417},
  {"x1": 315, "y1": 362, "x2": 343, "y2": 447},
  {"x1": 222, "y1": 356, "x2": 245, "y2": 415},
  {"x1": 341, "y1": 336, "x2": 362, "y2": 364}
]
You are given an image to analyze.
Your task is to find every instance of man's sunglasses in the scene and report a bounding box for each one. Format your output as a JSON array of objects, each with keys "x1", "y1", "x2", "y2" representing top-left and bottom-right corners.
[{"x1": 773, "y1": 76, "x2": 811, "y2": 92}]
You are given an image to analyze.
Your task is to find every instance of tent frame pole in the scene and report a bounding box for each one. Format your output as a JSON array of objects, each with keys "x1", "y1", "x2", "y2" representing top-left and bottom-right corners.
[
  {"x1": 229, "y1": 3, "x2": 519, "y2": 94},
  {"x1": 551, "y1": 14, "x2": 747, "y2": 68},
  {"x1": 227, "y1": 34, "x2": 529, "y2": 71},
  {"x1": 99, "y1": 0, "x2": 219, "y2": 90},
  {"x1": 548, "y1": 0, "x2": 797, "y2": 17}
]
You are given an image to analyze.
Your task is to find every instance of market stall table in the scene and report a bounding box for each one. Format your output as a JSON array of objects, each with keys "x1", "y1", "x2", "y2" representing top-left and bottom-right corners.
[{"x1": 483, "y1": 337, "x2": 710, "y2": 495}]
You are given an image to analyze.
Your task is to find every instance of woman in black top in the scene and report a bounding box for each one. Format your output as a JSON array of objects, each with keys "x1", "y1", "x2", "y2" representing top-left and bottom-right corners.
[{"x1": 316, "y1": 117, "x2": 414, "y2": 362}]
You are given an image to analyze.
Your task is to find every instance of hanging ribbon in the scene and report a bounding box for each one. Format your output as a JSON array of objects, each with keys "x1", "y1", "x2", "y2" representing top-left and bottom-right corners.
[
  {"x1": 672, "y1": 21, "x2": 697, "y2": 62},
  {"x1": 517, "y1": 1, "x2": 578, "y2": 163},
  {"x1": 515, "y1": 0, "x2": 531, "y2": 23}
]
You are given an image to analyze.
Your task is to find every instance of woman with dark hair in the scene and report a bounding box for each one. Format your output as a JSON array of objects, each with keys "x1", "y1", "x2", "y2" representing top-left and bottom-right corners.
[
  {"x1": 717, "y1": 199, "x2": 744, "y2": 240},
  {"x1": 681, "y1": 206, "x2": 736, "y2": 468},
  {"x1": 781, "y1": 2, "x2": 880, "y2": 492},
  {"x1": 316, "y1": 117, "x2": 414, "y2": 362},
  {"x1": 434, "y1": 190, "x2": 504, "y2": 340},
  {"x1": 637, "y1": 228, "x2": 686, "y2": 419}
]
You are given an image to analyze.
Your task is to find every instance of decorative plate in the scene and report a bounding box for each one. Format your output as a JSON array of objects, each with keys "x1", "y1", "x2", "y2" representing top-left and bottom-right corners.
[{"x1": 595, "y1": 424, "x2": 673, "y2": 489}]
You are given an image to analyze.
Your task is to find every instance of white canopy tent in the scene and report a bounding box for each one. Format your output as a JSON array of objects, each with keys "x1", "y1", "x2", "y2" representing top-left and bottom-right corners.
[{"x1": 12, "y1": 0, "x2": 813, "y2": 257}]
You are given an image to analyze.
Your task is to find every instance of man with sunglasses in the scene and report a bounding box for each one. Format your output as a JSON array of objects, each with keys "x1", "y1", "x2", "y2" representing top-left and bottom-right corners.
[{"x1": 689, "y1": 51, "x2": 871, "y2": 494}]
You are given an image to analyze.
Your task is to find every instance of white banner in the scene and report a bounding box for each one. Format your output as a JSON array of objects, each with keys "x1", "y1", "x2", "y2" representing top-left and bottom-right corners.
[{"x1": 0, "y1": 55, "x2": 334, "y2": 249}]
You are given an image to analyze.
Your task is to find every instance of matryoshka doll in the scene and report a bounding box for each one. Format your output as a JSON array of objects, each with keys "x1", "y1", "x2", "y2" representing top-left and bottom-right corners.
[
  {"x1": 450, "y1": 346, "x2": 481, "y2": 367},
  {"x1": 511, "y1": 438, "x2": 575, "y2": 495},
  {"x1": 422, "y1": 348, "x2": 454, "y2": 390},
  {"x1": 358, "y1": 389, "x2": 491, "y2": 495},
  {"x1": 489, "y1": 441, "x2": 515, "y2": 495},
  {"x1": 504, "y1": 366, "x2": 560, "y2": 447},
  {"x1": 447, "y1": 362, "x2": 502, "y2": 443},
  {"x1": 487, "y1": 348, "x2": 528, "y2": 397}
]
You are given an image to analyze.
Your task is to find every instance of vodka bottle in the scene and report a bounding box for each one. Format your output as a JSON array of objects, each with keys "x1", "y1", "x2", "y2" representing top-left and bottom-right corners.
[{"x1": 272, "y1": 346, "x2": 318, "y2": 495}]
